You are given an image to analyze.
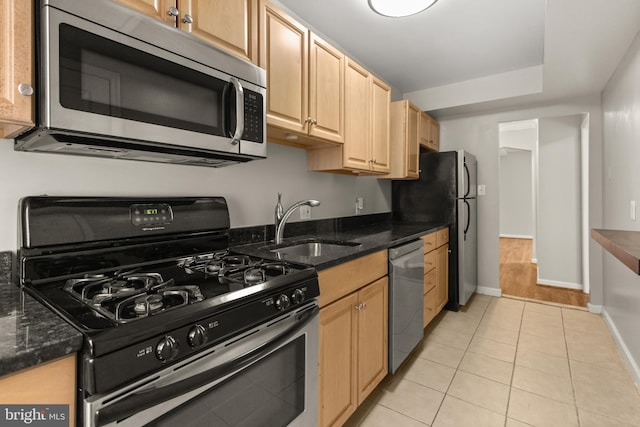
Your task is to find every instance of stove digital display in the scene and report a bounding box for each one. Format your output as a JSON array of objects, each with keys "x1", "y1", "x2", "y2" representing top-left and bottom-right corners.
[{"x1": 131, "y1": 204, "x2": 174, "y2": 226}]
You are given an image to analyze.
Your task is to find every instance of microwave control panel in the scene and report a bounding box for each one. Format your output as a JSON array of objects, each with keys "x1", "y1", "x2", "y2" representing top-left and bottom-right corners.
[{"x1": 242, "y1": 89, "x2": 264, "y2": 143}]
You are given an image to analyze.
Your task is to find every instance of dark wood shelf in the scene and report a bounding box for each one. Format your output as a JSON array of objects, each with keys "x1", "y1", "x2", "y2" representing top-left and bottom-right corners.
[{"x1": 591, "y1": 229, "x2": 640, "y2": 275}]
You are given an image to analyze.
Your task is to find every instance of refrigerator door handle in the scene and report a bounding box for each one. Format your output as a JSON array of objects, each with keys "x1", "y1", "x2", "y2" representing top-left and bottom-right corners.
[
  {"x1": 464, "y1": 163, "x2": 471, "y2": 198},
  {"x1": 464, "y1": 199, "x2": 471, "y2": 236}
]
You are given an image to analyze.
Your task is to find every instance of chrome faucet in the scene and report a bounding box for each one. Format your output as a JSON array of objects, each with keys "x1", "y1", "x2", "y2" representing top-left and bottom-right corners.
[{"x1": 274, "y1": 196, "x2": 320, "y2": 244}]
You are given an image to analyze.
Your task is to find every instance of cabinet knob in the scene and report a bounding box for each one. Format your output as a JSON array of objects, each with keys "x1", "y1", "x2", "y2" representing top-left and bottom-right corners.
[
  {"x1": 18, "y1": 83, "x2": 33, "y2": 96},
  {"x1": 167, "y1": 6, "x2": 179, "y2": 17},
  {"x1": 182, "y1": 14, "x2": 193, "y2": 24}
]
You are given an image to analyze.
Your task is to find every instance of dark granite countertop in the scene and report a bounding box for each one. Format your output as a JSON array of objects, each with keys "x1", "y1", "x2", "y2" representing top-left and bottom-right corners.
[
  {"x1": 233, "y1": 219, "x2": 448, "y2": 270},
  {"x1": 0, "y1": 253, "x2": 83, "y2": 378},
  {"x1": 0, "y1": 216, "x2": 446, "y2": 379}
]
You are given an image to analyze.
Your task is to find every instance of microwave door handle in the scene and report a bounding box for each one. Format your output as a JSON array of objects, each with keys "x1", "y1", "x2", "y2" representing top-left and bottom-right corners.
[
  {"x1": 95, "y1": 305, "x2": 319, "y2": 426},
  {"x1": 229, "y1": 77, "x2": 244, "y2": 145}
]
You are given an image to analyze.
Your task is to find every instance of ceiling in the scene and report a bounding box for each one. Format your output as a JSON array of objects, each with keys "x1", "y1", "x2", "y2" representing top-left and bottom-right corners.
[{"x1": 276, "y1": 0, "x2": 640, "y2": 118}]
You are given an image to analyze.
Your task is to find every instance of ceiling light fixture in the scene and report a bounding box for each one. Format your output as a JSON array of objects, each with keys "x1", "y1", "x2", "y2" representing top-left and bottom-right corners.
[{"x1": 368, "y1": 0, "x2": 438, "y2": 17}]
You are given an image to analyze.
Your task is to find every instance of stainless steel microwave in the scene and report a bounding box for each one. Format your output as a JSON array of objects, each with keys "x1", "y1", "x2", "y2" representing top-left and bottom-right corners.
[{"x1": 16, "y1": 0, "x2": 266, "y2": 167}]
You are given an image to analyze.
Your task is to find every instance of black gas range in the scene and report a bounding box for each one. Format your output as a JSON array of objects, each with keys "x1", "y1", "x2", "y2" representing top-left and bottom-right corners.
[{"x1": 17, "y1": 197, "x2": 320, "y2": 419}]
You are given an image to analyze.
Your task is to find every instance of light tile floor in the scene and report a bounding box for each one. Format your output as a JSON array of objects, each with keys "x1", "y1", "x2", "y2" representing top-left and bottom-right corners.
[{"x1": 344, "y1": 295, "x2": 640, "y2": 427}]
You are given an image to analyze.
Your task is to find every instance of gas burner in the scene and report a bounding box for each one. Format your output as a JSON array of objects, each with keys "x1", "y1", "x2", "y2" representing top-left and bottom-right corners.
[
  {"x1": 243, "y1": 267, "x2": 265, "y2": 284},
  {"x1": 134, "y1": 294, "x2": 164, "y2": 315}
]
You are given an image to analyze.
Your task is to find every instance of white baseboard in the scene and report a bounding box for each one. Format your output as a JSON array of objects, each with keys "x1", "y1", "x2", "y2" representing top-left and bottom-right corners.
[
  {"x1": 477, "y1": 286, "x2": 502, "y2": 297},
  {"x1": 602, "y1": 308, "x2": 640, "y2": 390},
  {"x1": 587, "y1": 303, "x2": 602, "y2": 314},
  {"x1": 499, "y1": 234, "x2": 533, "y2": 240},
  {"x1": 537, "y1": 278, "x2": 583, "y2": 291}
]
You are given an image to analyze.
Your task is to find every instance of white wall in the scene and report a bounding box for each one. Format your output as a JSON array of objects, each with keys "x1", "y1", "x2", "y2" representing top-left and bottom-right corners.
[
  {"x1": 0, "y1": 140, "x2": 391, "y2": 251},
  {"x1": 537, "y1": 115, "x2": 583, "y2": 287},
  {"x1": 601, "y1": 28, "x2": 640, "y2": 384},
  {"x1": 438, "y1": 93, "x2": 603, "y2": 303},
  {"x1": 499, "y1": 150, "x2": 533, "y2": 238}
]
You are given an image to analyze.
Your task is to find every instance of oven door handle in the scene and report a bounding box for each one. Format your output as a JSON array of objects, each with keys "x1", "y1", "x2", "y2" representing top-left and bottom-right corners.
[{"x1": 96, "y1": 305, "x2": 319, "y2": 426}]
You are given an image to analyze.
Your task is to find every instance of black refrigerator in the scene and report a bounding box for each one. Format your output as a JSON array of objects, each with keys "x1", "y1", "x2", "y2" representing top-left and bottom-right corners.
[{"x1": 392, "y1": 150, "x2": 478, "y2": 310}]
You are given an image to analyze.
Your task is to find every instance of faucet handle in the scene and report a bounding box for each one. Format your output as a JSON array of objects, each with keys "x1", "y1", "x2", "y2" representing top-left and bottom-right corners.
[{"x1": 275, "y1": 192, "x2": 284, "y2": 223}]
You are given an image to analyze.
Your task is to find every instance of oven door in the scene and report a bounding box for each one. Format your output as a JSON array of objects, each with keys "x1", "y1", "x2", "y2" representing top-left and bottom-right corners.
[
  {"x1": 38, "y1": 2, "x2": 265, "y2": 157},
  {"x1": 85, "y1": 302, "x2": 318, "y2": 427}
]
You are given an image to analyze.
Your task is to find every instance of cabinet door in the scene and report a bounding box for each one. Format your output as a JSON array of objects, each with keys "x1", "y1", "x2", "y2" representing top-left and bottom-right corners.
[
  {"x1": 436, "y1": 243, "x2": 449, "y2": 311},
  {"x1": 419, "y1": 111, "x2": 431, "y2": 148},
  {"x1": 179, "y1": 0, "x2": 259, "y2": 64},
  {"x1": 407, "y1": 103, "x2": 420, "y2": 178},
  {"x1": 319, "y1": 293, "x2": 358, "y2": 427},
  {"x1": 430, "y1": 119, "x2": 440, "y2": 151},
  {"x1": 370, "y1": 76, "x2": 390, "y2": 173},
  {"x1": 0, "y1": 354, "x2": 76, "y2": 426},
  {"x1": 308, "y1": 33, "x2": 344, "y2": 143},
  {"x1": 0, "y1": 0, "x2": 34, "y2": 139},
  {"x1": 343, "y1": 59, "x2": 371, "y2": 170},
  {"x1": 261, "y1": 3, "x2": 308, "y2": 133},
  {"x1": 357, "y1": 277, "x2": 388, "y2": 404},
  {"x1": 114, "y1": 0, "x2": 176, "y2": 24}
]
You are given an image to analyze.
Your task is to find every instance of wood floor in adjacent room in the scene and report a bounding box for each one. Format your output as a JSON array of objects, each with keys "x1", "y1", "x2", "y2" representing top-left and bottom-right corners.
[{"x1": 499, "y1": 237, "x2": 589, "y2": 308}]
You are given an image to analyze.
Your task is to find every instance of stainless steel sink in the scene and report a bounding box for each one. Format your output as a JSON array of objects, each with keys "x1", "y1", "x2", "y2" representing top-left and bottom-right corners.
[{"x1": 265, "y1": 239, "x2": 361, "y2": 258}]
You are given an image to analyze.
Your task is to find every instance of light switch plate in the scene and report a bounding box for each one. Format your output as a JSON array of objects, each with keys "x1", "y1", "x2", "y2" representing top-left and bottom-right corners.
[{"x1": 356, "y1": 197, "x2": 364, "y2": 210}]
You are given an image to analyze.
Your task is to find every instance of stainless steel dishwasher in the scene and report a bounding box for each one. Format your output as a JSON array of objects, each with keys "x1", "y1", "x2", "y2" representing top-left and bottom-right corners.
[{"x1": 388, "y1": 239, "x2": 425, "y2": 373}]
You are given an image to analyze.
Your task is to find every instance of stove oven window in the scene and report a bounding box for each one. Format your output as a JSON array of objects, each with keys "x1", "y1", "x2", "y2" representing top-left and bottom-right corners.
[{"x1": 148, "y1": 336, "x2": 306, "y2": 426}]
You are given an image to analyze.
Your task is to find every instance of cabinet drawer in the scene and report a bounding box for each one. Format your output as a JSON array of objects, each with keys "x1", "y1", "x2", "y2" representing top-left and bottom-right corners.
[
  {"x1": 421, "y1": 232, "x2": 437, "y2": 253},
  {"x1": 424, "y1": 269, "x2": 436, "y2": 294},
  {"x1": 424, "y1": 250, "x2": 436, "y2": 272},
  {"x1": 423, "y1": 286, "x2": 437, "y2": 327},
  {"x1": 318, "y1": 250, "x2": 388, "y2": 308},
  {"x1": 436, "y1": 228, "x2": 449, "y2": 246}
]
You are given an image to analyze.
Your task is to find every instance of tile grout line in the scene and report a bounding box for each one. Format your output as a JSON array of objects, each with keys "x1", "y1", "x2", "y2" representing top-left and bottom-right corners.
[
  {"x1": 427, "y1": 297, "x2": 491, "y2": 426},
  {"x1": 560, "y1": 308, "x2": 582, "y2": 427},
  {"x1": 502, "y1": 299, "x2": 526, "y2": 427}
]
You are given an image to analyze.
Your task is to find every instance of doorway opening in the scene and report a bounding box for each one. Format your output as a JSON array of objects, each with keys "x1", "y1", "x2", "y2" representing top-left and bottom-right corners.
[{"x1": 498, "y1": 117, "x2": 589, "y2": 308}]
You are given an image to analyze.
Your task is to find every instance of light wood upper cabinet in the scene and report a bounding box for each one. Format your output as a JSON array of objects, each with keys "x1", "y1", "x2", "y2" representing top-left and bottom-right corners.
[
  {"x1": 0, "y1": 0, "x2": 34, "y2": 139},
  {"x1": 379, "y1": 100, "x2": 420, "y2": 179},
  {"x1": 419, "y1": 111, "x2": 439, "y2": 152},
  {"x1": 307, "y1": 58, "x2": 390, "y2": 175},
  {"x1": 308, "y1": 33, "x2": 344, "y2": 143},
  {"x1": 342, "y1": 59, "x2": 371, "y2": 170},
  {"x1": 370, "y1": 76, "x2": 391, "y2": 173},
  {"x1": 261, "y1": 2, "x2": 343, "y2": 146},
  {"x1": 261, "y1": 3, "x2": 308, "y2": 134},
  {"x1": 115, "y1": 0, "x2": 259, "y2": 63},
  {"x1": 114, "y1": 0, "x2": 174, "y2": 23}
]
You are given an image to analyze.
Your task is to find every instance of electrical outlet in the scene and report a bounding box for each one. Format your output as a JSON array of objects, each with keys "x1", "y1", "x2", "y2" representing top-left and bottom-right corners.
[
  {"x1": 477, "y1": 184, "x2": 486, "y2": 196},
  {"x1": 631, "y1": 200, "x2": 636, "y2": 221},
  {"x1": 356, "y1": 197, "x2": 364, "y2": 210},
  {"x1": 300, "y1": 205, "x2": 311, "y2": 220}
]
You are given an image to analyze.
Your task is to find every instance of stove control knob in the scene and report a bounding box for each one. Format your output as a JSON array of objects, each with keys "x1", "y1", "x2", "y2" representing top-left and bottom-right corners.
[
  {"x1": 275, "y1": 294, "x2": 290, "y2": 311},
  {"x1": 187, "y1": 324, "x2": 208, "y2": 349},
  {"x1": 156, "y1": 335, "x2": 179, "y2": 362},
  {"x1": 292, "y1": 289, "x2": 305, "y2": 304}
]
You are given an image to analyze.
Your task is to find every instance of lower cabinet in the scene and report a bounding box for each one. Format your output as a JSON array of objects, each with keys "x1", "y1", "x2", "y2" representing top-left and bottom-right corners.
[
  {"x1": 0, "y1": 354, "x2": 77, "y2": 426},
  {"x1": 422, "y1": 227, "x2": 450, "y2": 327},
  {"x1": 317, "y1": 250, "x2": 388, "y2": 427}
]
